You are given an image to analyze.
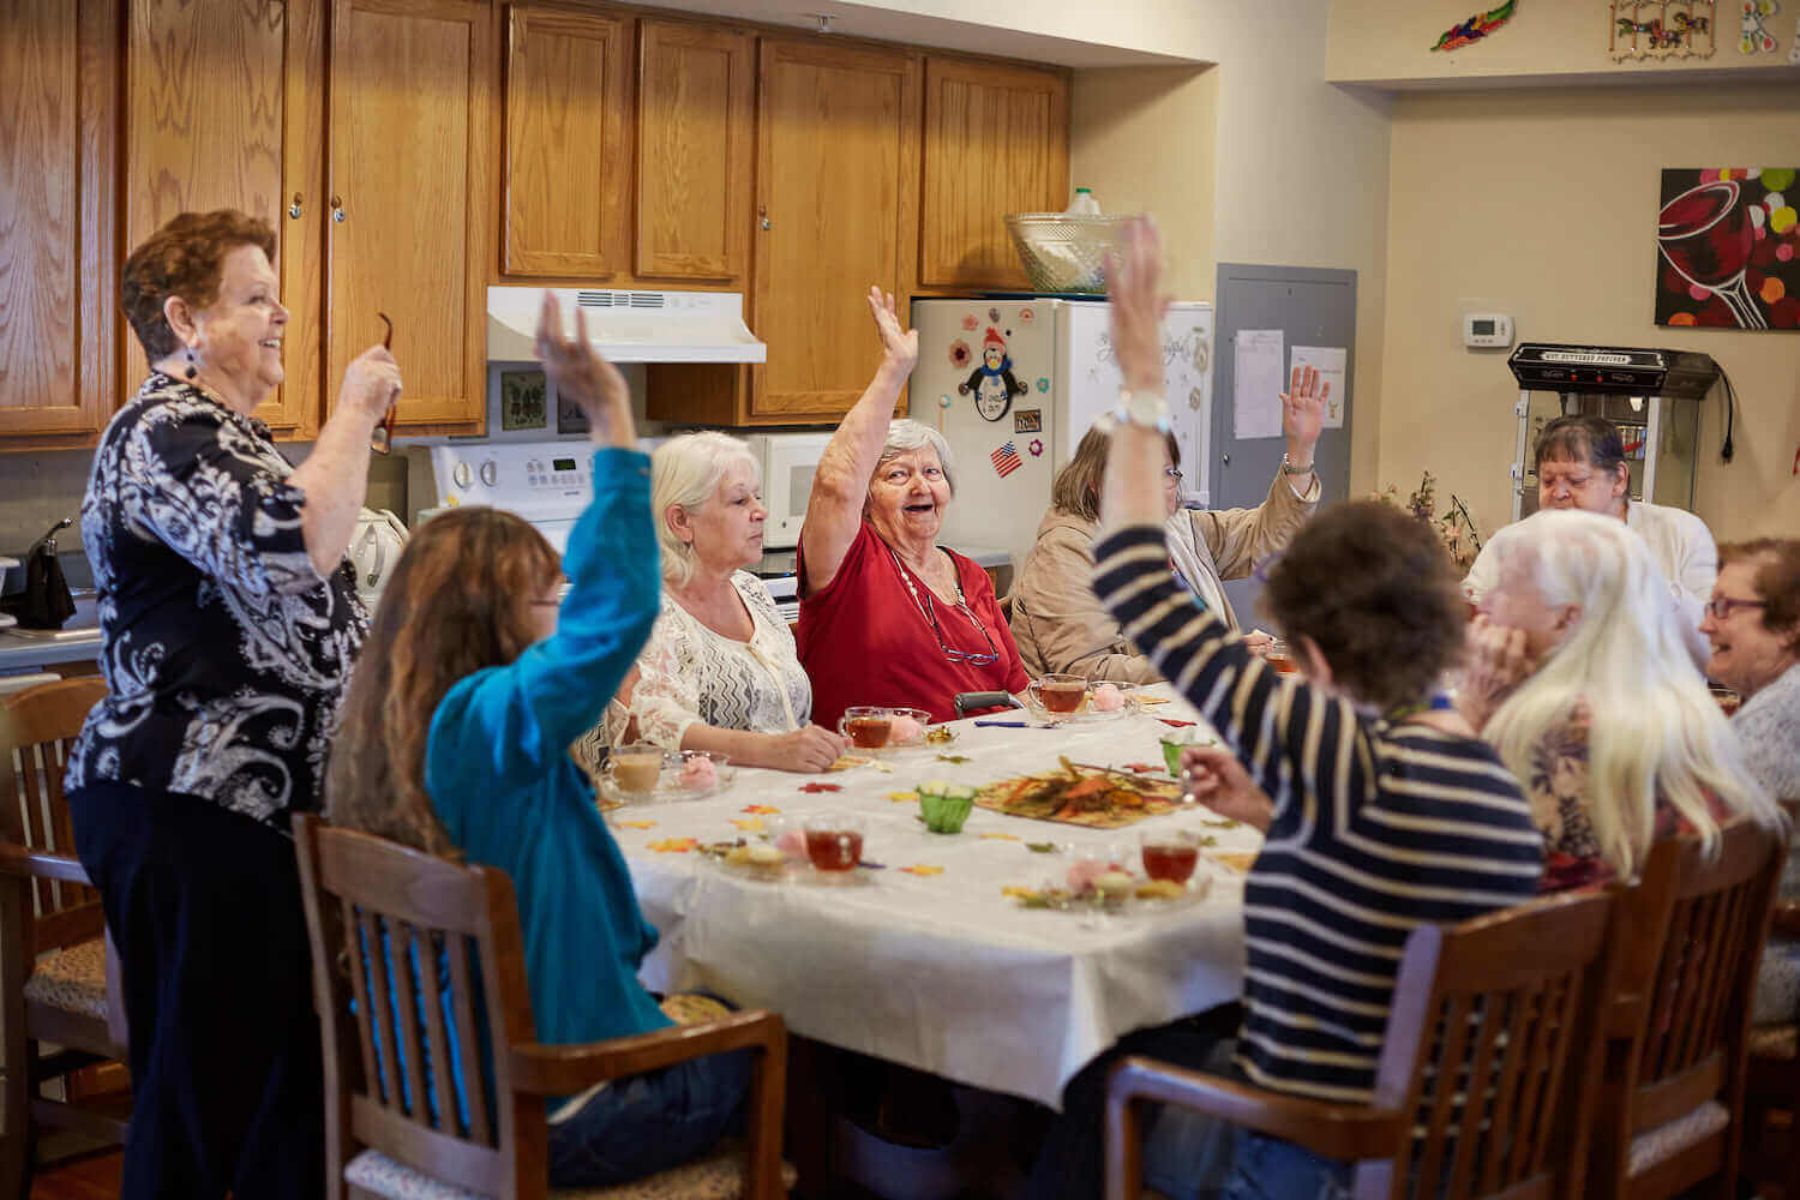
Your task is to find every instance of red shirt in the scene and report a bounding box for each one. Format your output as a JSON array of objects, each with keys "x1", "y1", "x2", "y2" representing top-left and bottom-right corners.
[{"x1": 797, "y1": 522, "x2": 1029, "y2": 727}]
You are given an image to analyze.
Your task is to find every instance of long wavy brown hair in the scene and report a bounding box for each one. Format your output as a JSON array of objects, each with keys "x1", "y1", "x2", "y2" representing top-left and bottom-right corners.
[{"x1": 327, "y1": 508, "x2": 561, "y2": 856}]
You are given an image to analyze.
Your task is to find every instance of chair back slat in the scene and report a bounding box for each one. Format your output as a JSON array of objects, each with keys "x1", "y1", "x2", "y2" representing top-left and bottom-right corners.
[
  {"x1": 2, "y1": 679, "x2": 107, "y2": 942},
  {"x1": 1370, "y1": 890, "x2": 1614, "y2": 1200},
  {"x1": 296, "y1": 817, "x2": 529, "y2": 1198},
  {"x1": 1588, "y1": 821, "x2": 1781, "y2": 1197}
]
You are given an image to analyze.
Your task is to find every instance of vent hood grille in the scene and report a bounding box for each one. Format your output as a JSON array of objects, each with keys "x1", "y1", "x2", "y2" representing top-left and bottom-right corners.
[{"x1": 487, "y1": 286, "x2": 764, "y2": 365}]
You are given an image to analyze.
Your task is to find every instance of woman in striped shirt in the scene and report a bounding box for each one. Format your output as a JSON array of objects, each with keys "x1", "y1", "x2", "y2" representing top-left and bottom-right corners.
[{"x1": 1070, "y1": 218, "x2": 1545, "y2": 1199}]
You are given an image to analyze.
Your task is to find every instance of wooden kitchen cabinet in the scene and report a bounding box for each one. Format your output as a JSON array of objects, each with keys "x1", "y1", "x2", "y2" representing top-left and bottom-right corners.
[
  {"x1": 635, "y1": 18, "x2": 752, "y2": 282},
  {"x1": 0, "y1": 0, "x2": 120, "y2": 445},
  {"x1": 749, "y1": 38, "x2": 920, "y2": 422},
  {"x1": 123, "y1": 0, "x2": 325, "y2": 437},
  {"x1": 502, "y1": 3, "x2": 631, "y2": 278},
  {"x1": 327, "y1": 0, "x2": 494, "y2": 432},
  {"x1": 919, "y1": 56, "x2": 1067, "y2": 290}
]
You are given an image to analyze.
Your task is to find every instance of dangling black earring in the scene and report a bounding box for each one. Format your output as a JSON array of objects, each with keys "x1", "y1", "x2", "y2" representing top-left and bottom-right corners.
[{"x1": 184, "y1": 346, "x2": 198, "y2": 381}]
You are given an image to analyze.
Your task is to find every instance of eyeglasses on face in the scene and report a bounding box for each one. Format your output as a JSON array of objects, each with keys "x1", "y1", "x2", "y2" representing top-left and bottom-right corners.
[
  {"x1": 1163, "y1": 467, "x2": 1183, "y2": 483},
  {"x1": 1705, "y1": 596, "x2": 1767, "y2": 620}
]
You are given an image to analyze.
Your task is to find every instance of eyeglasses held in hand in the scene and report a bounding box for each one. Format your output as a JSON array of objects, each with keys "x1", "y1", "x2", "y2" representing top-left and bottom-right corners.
[
  {"x1": 1705, "y1": 597, "x2": 1767, "y2": 620},
  {"x1": 370, "y1": 312, "x2": 397, "y2": 455}
]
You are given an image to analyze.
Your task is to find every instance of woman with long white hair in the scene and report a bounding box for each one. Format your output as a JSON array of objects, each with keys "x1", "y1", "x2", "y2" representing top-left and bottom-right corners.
[
  {"x1": 1462, "y1": 507, "x2": 1781, "y2": 888},
  {"x1": 599, "y1": 430, "x2": 846, "y2": 773}
]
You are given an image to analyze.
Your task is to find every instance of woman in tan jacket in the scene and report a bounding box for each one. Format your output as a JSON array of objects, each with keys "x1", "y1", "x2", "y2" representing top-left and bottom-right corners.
[{"x1": 1009, "y1": 368, "x2": 1327, "y2": 682}]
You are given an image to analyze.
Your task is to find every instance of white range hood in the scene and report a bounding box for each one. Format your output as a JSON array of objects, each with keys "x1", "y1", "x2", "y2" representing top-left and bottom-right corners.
[{"x1": 486, "y1": 286, "x2": 766, "y2": 365}]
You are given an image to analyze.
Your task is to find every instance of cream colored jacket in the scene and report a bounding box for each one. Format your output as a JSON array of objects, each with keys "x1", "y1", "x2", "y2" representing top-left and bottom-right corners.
[{"x1": 1009, "y1": 469, "x2": 1319, "y2": 682}]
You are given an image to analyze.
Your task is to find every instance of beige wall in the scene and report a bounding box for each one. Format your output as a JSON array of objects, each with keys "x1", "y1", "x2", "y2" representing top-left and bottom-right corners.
[
  {"x1": 1071, "y1": 0, "x2": 1394, "y2": 493},
  {"x1": 1328, "y1": 0, "x2": 1800, "y2": 85},
  {"x1": 1378, "y1": 82, "x2": 1800, "y2": 544}
]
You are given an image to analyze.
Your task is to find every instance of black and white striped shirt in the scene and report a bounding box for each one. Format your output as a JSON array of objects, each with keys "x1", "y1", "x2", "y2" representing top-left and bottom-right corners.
[{"x1": 1094, "y1": 525, "x2": 1543, "y2": 1103}]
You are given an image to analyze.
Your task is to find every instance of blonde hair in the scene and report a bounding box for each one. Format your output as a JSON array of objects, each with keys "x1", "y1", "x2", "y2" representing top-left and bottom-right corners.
[
  {"x1": 653, "y1": 431, "x2": 760, "y2": 587},
  {"x1": 1482, "y1": 509, "x2": 1781, "y2": 878}
]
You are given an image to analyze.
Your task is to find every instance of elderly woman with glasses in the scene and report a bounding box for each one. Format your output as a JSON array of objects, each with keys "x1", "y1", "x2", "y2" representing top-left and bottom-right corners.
[
  {"x1": 797, "y1": 288, "x2": 1028, "y2": 727},
  {"x1": 1009, "y1": 388, "x2": 1324, "y2": 683}
]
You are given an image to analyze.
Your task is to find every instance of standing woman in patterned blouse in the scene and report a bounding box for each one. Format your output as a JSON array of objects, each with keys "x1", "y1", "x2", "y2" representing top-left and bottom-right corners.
[
  {"x1": 614, "y1": 431, "x2": 847, "y2": 771},
  {"x1": 64, "y1": 209, "x2": 401, "y2": 1200}
]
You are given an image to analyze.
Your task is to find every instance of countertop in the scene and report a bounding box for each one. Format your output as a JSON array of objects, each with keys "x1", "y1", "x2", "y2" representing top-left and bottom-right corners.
[{"x1": 0, "y1": 596, "x2": 101, "y2": 672}]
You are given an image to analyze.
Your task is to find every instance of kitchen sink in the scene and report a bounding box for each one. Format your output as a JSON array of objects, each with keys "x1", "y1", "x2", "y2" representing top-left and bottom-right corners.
[{"x1": 1, "y1": 595, "x2": 100, "y2": 641}]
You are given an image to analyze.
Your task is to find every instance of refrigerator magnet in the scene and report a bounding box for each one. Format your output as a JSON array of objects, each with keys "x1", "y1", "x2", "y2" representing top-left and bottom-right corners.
[
  {"x1": 1014, "y1": 408, "x2": 1042, "y2": 434},
  {"x1": 990, "y1": 441, "x2": 1024, "y2": 478},
  {"x1": 1028, "y1": 439, "x2": 1044, "y2": 458},
  {"x1": 957, "y1": 327, "x2": 1029, "y2": 422}
]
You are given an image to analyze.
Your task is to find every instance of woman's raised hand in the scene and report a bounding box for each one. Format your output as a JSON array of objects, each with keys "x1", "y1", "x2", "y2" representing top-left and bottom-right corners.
[
  {"x1": 1280, "y1": 364, "x2": 1327, "y2": 464},
  {"x1": 866, "y1": 286, "x2": 918, "y2": 378},
  {"x1": 1107, "y1": 216, "x2": 1170, "y2": 395},
  {"x1": 536, "y1": 291, "x2": 634, "y2": 449},
  {"x1": 337, "y1": 345, "x2": 402, "y2": 425}
]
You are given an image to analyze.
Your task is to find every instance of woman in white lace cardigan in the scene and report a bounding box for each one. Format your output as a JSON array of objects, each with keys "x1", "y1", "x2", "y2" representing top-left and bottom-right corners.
[{"x1": 616, "y1": 432, "x2": 849, "y2": 772}]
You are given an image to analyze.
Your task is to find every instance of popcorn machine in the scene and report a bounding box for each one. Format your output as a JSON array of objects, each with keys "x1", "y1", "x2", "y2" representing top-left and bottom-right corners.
[{"x1": 1506, "y1": 343, "x2": 1719, "y2": 521}]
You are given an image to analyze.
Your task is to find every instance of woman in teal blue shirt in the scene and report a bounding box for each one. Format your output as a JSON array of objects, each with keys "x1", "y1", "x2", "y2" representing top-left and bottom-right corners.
[{"x1": 327, "y1": 294, "x2": 749, "y2": 1187}]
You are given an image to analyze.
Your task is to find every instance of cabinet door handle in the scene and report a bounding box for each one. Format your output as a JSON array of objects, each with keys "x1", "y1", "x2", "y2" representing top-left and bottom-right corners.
[
  {"x1": 330, "y1": 195, "x2": 346, "y2": 223},
  {"x1": 758, "y1": 205, "x2": 771, "y2": 232},
  {"x1": 288, "y1": 192, "x2": 304, "y2": 219}
]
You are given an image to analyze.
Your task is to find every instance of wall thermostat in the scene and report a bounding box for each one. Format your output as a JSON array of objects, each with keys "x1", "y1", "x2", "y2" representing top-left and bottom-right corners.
[{"x1": 1463, "y1": 312, "x2": 1514, "y2": 349}]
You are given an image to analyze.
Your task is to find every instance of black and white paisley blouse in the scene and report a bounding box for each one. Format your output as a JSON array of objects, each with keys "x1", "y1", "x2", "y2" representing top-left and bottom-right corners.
[{"x1": 65, "y1": 374, "x2": 369, "y2": 827}]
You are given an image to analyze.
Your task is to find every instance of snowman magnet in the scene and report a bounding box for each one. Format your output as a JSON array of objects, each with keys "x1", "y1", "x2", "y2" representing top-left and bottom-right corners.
[{"x1": 958, "y1": 327, "x2": 1029, "y2": 422}]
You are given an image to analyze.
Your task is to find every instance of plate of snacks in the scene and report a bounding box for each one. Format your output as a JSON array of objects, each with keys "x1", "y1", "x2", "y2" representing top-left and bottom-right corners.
[
  {"x1": 1022, "y1": 677, "x2": 1139, "y2": 723},
  {"x1": 599, "y1": 750, "x2": 736, "y2": 805}
]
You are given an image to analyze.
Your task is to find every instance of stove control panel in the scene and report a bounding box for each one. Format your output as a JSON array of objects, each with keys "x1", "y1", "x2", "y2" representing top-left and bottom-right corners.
[{"x1": 430, "y1": 442, "x2": 592, "y2": 509}]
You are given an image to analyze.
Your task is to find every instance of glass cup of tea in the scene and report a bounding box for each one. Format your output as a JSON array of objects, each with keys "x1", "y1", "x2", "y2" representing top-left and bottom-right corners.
[
  {"x1": 1029, "y1": 673, "x2": 1089, "y2": 716},
  {"x1": 1264, "y1": 639, "x2": 1299, "y2": 676},
  {"x1": 608, "y1": 744, "x2": 667, "y2": 797},
  {"x1": 839, "y1": 706, "x2": 894, "y2": 751},
  {"x1": 803, "y1": 814, "x2": 866, "y2": 873},
  {"x1": 1139, "y1": 829, "x2": 1202, "y2": 886}
]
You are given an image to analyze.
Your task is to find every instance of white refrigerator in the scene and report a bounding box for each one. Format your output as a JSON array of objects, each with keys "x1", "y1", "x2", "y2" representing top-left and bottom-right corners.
[{"x1": 908, "y1": 298, "x2": 1214, "y2": 571}]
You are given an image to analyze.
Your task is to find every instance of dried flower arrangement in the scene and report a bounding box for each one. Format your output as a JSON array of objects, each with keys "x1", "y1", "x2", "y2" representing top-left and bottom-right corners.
[{"x1": 1372, "y1": 472, "x2": 1484, "y2": 574}]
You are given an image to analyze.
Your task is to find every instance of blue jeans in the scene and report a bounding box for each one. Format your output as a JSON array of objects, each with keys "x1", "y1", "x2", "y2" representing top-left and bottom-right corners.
[
  {"x1": 1218, "y1": 1131, "x2": 1353, "y2": 1200},
  {"x1": 546, "y1": 1048, "x2": 752, "y2": 1188}
]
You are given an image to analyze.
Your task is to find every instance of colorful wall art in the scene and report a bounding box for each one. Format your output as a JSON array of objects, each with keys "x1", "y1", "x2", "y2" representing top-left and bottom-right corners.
[
  {"x1": 1655, "y1": 168, "x2": 1799, "y2": 330},
  {"x1": 1610, "y1": 0, "x2": 1718, "y2": 58},
  {"x1": 1432, "y1": 0, "x2": 1517, "y2": 50}
]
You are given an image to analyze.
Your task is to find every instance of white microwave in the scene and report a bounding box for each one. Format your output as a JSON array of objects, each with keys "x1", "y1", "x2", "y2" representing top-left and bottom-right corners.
[{"x1": 744, "y1": 432, "x2": 830, "y2": 550}]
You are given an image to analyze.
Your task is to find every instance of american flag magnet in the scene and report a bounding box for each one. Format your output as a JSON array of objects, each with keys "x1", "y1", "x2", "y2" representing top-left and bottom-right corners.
[{"x1": 990, "y1": 441, "x2": 1023, "y2": 478}]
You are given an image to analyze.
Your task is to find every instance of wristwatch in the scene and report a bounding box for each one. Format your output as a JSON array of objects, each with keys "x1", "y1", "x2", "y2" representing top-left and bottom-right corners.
[
  {"x1": 1280, "y1": 452, "x2": 1315, "y2": 476},
  {"x1": 1109, "y1": 387, "x2": 1171, "y2": 433}
]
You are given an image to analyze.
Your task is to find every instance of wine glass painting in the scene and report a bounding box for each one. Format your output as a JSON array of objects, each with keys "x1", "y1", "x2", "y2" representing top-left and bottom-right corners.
[{"x1": 1656, "y1": 168, "x2": 1800, "y2": 330}]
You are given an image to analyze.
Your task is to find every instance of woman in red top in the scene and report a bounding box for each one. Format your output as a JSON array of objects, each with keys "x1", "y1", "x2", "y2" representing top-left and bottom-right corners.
[{"x1": 797, "y1": 288, "x2": 1029, "y2": 727}]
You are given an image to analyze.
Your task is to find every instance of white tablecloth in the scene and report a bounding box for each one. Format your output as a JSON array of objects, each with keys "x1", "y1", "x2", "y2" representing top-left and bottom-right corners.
[{"x1": 612, "y1": 689, "x2": 1257, "y2": 1108}]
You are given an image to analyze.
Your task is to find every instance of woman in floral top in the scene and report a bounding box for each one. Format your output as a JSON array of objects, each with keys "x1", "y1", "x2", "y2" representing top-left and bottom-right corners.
[
  {"x1": 1460, "y1": 508, "x2": 1777, "y2": 891},
  {"x1": 66, "y1": 209, "x2": 401, "y2": 1200}
]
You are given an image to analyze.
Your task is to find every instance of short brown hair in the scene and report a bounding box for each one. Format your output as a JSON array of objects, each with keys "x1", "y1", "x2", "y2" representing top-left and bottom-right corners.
[
  {"x1": 120, "y1": 209, "x2": 277, "y2": 361},
  {"x1": 1050, "y1": 426, "x2": 1180, "y2": 523},
  {"x1": 1719, "y1": 538, "x2": 1800, "y2": 655},
  {"x1": 327, "y1": 508, "x2": 562, "y2": 857},
  {"x1": 1261, "y1": 501, "x2": 1464, "y2": 712},
  {"x1": 1535, "y1": 414, "x2": 1627, "y2": 475}
]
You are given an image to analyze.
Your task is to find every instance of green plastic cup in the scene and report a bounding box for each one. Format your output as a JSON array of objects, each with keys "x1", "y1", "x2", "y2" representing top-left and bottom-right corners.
[
  {"x1": 920, "y1": 784, "x2": 975, "y2": 834},
  {"x1": 1160, "y1": 735, "x2": 1188, "y2": 779}
]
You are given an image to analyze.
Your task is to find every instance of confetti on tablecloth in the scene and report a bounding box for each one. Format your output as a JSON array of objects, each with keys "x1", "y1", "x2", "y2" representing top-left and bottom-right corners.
[
  {"x1": 900, "y1": 864, "x2": 945, "y2": 877},
  {"x1": 979, "y1": 832, "x2": 1022, "y2": 842},
  {"x1": 888, "y1": 791, "x2": 920, "y2": 803},
  {"x1": 742, "y1": 804, "x2": 782, "y2": 814},
  {"x1": 730, "y1": 817, "x2": 766, "y2": 832},
  {"x1": 1158, "y1": 718, "x2": 1197, "y2": 729},
  {"x1": 614, "y1": 819, "x2": 656, "y2": 830},
  {"x1": 936, "y1": 754, "x2": 972, "y2": 765},
  {"x1": 799, "y1": 782, "x2": 842, "y2": 794},
  {"x1": 647, "y1": 837, "x2": 699, "y2": 853}
]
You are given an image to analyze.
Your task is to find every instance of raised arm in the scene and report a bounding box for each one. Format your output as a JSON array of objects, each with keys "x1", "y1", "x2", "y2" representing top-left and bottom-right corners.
[
  {"x1": 426, "y1": 296, "x2": 654, "y2": 792},
  {"x1": 799, "y1": 288, "x2": 919, "y2": 594},
  {"x1": 287, "y1": 346, "x2": 403, "y2": 576}
]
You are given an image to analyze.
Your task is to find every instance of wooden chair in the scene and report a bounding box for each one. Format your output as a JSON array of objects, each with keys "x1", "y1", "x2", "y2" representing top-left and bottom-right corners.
[
  {"x1": 0, "y1": 677, "x2": 126, "y2": 1197},
  {"x1": 1586, "y1": 821, "x2": 1783, "y2": 1199},
  {"x1": 292, "y1": 814, "x2": 789, "y2": 1200},
  {"x1": 1742, "y1": 802, "x2": 1800, "y2": 1197},
  {"x1": 1104, "y1": 890, "x2": 1617, "y2": 1200}
]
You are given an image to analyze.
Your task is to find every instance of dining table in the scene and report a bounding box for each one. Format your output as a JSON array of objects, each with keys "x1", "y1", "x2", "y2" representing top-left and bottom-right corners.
[{"x1": 610, "y1": 685, "x2": 1260, "y2": 1110}]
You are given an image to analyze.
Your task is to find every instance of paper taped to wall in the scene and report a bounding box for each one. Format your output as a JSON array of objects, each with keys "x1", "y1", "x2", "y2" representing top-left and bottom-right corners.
[
  {"x1": 1233, "y1": 329, "x2": 1285, "y2": 440},
  {"x1": 1290, "y1": 345, "x2": 1347, "y2": 429}
]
